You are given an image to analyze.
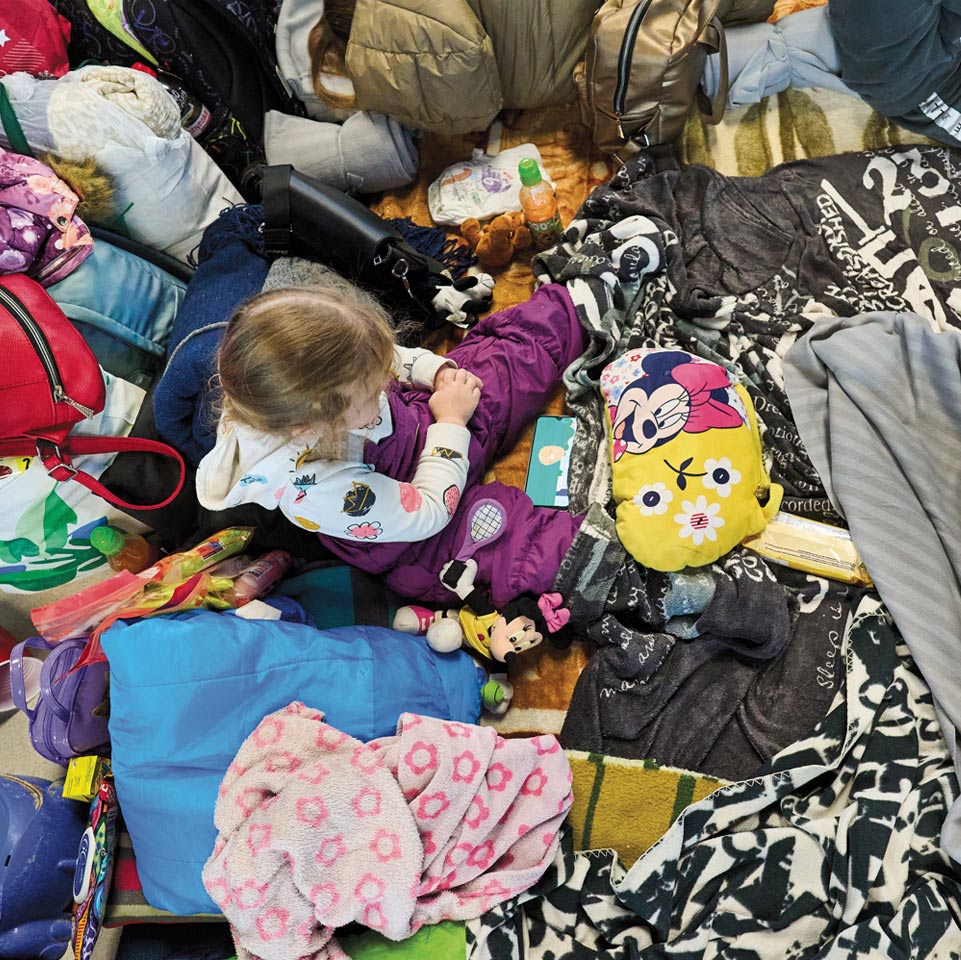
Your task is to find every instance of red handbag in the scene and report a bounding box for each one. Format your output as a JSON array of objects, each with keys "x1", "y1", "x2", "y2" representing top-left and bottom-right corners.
[{"x1": 0, "y1": 273, "x2": 185, "y2": 510}]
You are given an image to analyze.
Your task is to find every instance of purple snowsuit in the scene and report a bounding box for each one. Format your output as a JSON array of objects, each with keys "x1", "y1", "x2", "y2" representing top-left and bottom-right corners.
[
  {"x1": 317, "y1": 282, "x2": 587, "y2": 607},
  {"x1": 0, "y1": 149, "x2": 93, "y2": 286}
]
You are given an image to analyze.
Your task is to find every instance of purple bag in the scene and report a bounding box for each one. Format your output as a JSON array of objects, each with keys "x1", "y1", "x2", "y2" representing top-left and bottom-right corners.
[{"x1": 9, "y1": 637, "x2": 110, "y2": 766}]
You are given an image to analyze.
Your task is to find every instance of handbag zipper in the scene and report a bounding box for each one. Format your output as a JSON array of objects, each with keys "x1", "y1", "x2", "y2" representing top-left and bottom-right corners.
[
  {"x1": 0, "y1": 285, "x2": 96, "y2": 418},
  {"x1": 613, "y1": 0, "x2": 654, "y2": 132}
]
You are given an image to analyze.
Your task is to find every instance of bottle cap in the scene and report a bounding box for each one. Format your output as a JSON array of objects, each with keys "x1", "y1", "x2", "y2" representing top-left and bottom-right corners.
[
  {"x1": 90, "y1": 526, "x2": 124, "y2": 557},
  {"x1": 480, "y1": 680, "x2": 505, "y2": 710},
  {"x1": 518, "y1": 158, "x2": 542, "y2": 187},
  {"x1": 129, "y1": 62, "x2": 158, "y2": 78}
]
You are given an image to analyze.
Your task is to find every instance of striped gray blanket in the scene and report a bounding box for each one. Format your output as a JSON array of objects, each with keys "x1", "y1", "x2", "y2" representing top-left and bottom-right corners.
[{"x1": 785, "y1": 310, "x2": 961, "y2": 865}]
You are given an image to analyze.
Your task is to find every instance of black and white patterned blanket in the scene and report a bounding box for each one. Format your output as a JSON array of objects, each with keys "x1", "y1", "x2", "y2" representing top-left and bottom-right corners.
[
  {"x1": 536, "y1": 145, "x2": 961, "y2": 525},
  {"x1": 469, "y1": 595, "x2": 961, "y2": 959},
  {"x1": 543, "y1": 144, "x2": 961, "y2": 777}
]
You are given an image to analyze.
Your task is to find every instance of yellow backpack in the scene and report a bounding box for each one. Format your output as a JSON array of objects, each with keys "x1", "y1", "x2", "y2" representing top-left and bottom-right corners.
[{"x1": 601, "y1": 348, "x2": 781, "y2": 571}]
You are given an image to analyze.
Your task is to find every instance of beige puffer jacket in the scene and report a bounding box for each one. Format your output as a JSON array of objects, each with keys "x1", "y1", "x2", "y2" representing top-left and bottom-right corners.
[{"x1": 345, "y1": 0, "x2": 599, "y2": 134}]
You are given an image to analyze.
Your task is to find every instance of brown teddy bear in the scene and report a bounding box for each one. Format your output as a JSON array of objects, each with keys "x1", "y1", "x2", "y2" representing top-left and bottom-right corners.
[{"x1": 460, "y1": 212, "x2": 532, "y2": 268}]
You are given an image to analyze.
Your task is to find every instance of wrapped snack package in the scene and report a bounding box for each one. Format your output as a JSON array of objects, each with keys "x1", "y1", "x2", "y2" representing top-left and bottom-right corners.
[{"x1": 742, "y1": 511, "x2": 873, "y2": 586}]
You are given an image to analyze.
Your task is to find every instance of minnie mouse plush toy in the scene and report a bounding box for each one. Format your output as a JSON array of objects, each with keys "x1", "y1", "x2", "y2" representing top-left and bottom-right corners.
[{"x1": 393, "y1": 558, "x2": 574, "y2": 667}]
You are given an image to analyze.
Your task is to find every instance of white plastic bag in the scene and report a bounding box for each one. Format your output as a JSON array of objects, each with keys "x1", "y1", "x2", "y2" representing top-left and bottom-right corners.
[
  {"x1": 1, "y1": 69, "x2": 243, "y2": 264},
  {"x1": 0, "y1": 370, "x2": 148, "y2": 594},
  {"x1": 427, "y1": 143, "x2": 554, "y2": 226}
]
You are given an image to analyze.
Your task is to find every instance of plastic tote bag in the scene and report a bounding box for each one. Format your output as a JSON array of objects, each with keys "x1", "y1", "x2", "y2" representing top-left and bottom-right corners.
[{"x1": 0, "y1": 368, "x2": 148, "y2": 594}]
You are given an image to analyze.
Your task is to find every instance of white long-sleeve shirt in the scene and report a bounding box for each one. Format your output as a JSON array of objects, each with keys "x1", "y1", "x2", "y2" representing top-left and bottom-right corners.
[{"x1": 195, "y1": 346, "x2": 471, "y2": 543}]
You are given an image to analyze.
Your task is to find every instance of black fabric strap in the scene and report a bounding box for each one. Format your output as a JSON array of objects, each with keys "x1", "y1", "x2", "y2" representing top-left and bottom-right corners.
[{"x1": 260, "y1": 163, "x2": 293, "y2": 256}]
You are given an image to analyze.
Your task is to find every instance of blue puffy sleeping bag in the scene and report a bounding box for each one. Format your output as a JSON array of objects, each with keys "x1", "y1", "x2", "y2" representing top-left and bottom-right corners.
[{"x1": 102, "y1": 610, "x2": 482, "y2": 915}]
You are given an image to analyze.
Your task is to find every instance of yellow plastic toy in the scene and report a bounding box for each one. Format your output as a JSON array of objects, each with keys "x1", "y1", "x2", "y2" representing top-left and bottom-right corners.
[{"x1": 601, "y1": 348, "x2": 781, "y2": 571}]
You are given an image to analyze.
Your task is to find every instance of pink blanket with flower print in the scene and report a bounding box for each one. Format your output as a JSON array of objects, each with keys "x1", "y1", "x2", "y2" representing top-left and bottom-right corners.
[{"x1": 203, "y1": 702, "x2": 573, "y2": 960}]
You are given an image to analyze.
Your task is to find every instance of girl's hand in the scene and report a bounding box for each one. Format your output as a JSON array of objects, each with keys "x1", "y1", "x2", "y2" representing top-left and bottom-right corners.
[
  {"x1": 429, "y1": 368, "x2": 482, "y2": 426},
  {"x1": 433, "y1": 364, "x2": 482, "y2": 394}
]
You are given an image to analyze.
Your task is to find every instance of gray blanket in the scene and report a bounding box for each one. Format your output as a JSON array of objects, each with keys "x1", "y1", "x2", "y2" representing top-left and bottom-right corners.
[{"x1": 784, "y1": 309, "x2": 961, "y2": 865}]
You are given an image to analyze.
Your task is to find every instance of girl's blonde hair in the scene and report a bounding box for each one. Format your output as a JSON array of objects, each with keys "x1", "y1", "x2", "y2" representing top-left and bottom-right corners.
[
  {"x1": 217, "y1": 283, "x2": 395, "y2": 446},
  {"x1": 308, "y1": 0, "x2": 358, "y2": 110}
]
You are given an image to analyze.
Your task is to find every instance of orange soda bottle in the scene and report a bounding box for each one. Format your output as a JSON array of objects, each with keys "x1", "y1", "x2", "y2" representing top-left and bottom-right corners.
[
  {"x1": 518, "y1": 158, "x2": 562, "y2": 250},
  {"x1": 90, "y1": 525, "x2": 159, "y2": 574}
]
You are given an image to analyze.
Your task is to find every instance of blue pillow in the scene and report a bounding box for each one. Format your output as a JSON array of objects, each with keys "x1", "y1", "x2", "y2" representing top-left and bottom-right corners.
[
  {"x1": 103, "y1": 610, "x2": 482, "y2": 916},
  {"x1": 48, "y1": 238, "x2": 187, "y2": 361}
]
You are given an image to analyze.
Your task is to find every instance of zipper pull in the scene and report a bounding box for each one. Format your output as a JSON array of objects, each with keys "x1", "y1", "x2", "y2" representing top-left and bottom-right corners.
[
  {"x1": 615, "y1": 112, "x2": 625, "y2": 139},
  {"x1": 55, "y1": 387, "x2": 96, "y2": 419},
  {"x1": 392, "y1": 258, "x2": 413, "y2": 299}
]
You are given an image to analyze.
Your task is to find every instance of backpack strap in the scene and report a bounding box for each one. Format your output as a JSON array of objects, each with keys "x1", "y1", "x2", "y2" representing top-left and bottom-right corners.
[
  {"x1": 696, "y1": 17, "x2": 729, "y2": 125},
  {"x1": 0, "y1": 83, "x2": 33, "y2": 158},
  {"x1": 35, "y1": 437, "x2": 186, "y2": 511},
  {"x1": 36, "y1": 641, "x2": 82, "y2": 723},
  {"x1": 9, "y1": 636, "x2": 55, "y2": 720}
]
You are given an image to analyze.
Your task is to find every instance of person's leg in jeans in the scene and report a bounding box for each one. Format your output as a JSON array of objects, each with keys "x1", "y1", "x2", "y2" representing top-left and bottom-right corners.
[{"x1": 833, "y1": 0, "x2": 961, "y2": 145}]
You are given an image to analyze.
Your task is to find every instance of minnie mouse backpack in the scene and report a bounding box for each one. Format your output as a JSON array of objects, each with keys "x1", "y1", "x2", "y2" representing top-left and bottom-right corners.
[{"x1": 601, "y1": 347, "x2": 782, "y2": 571}]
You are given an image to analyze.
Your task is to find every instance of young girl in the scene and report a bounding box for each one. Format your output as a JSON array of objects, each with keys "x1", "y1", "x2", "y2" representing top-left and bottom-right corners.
[{"x1": 195, "y1": 279, "x2": 587, "y2": 608}]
